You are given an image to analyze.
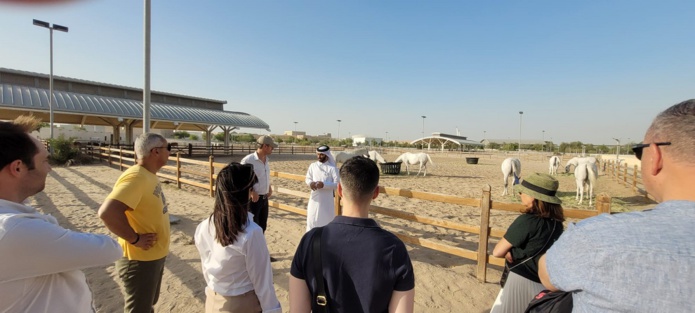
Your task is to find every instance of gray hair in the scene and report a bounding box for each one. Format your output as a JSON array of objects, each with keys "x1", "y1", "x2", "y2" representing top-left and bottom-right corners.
[
  {"x1": 647, "y1": 99, "x2": 695, "y2": 163},
  {"x1": 134, "y1": 133, "x2": 166, "y2": 160}
]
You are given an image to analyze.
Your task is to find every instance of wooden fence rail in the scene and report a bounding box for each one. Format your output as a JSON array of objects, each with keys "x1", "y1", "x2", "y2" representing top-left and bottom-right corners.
[
  {"x1": 605, "y1": 160, "x2": 652, "y2": 201},
  {"x1": 85, "y1": 145, "x2": 611, "y2": 282}
]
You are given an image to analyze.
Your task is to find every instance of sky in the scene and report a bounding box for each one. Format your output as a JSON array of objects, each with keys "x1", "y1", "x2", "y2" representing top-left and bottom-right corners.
[{"x1": 1, "y1": 0, "x2": 693, "y2": 145}]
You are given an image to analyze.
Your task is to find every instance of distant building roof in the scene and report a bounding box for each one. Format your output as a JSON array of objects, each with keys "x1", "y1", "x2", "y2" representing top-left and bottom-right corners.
[{"x1": 0, "y1": 83, "x2": 269, "y2": 131}]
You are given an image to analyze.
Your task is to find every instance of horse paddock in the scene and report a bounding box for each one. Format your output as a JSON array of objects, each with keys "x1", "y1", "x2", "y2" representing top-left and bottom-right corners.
[{"x1": 36, "y1": 149, "x2": 655, "y2": 312}]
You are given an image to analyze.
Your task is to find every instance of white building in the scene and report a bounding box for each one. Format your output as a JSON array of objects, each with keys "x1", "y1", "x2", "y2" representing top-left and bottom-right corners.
[{"x1": 352, "y1": 134, "x2": 383, "y2": 147}]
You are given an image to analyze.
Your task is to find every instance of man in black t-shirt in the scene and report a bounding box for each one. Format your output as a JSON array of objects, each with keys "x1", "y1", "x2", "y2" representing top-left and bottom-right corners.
[{"x1": 289, "y1": 156, "x2": 415, "y2": 313}]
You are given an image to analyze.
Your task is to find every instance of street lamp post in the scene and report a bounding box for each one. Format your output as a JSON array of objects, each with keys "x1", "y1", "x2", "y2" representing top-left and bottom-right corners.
[
  {"x1": 294, "y1": 121, "x2": 297, "y2": 131},
  {"x1": 336, "y1": 119, "x2": 342, "y2": 144},
  {"x1": 613, "y1": 138, "x2": 621, "y2": 161},
  {"x1": 33, "y1": 19, "x2": 68, "y2": 155},
  {"x1": 385, "y1": 131, "x2": 388, "y2": 147},
  {"x1": 518, "y1": 111, "x2": 523, "y2": 157},
  {"x1": 421, "y1": 115, "x2": 426, "y2": 149},
  {"x1": 542, "y1": 130, "x2": 545, "y2": 152},
  {"x1": 483, "y1": 130, "x2": 487, "y2": 151}
]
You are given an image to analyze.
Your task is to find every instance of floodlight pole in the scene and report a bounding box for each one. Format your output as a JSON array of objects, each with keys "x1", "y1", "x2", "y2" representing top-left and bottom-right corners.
[
  {"x1": 143, "y1": 0, "x2": 152, "y2": 133},
  {"x1": 518, "y1": 111, "x2": 523, "y2": 157},
  {"x1": 421, "y1": 115, "x2": 426, "y2": 149},
  {"x1": 613, "y1": 138, "x2": 620, "y2": 161},
  {"x1": 542, "y1": 130, "x2": 545, "y2": 152},
  {"x1": 336, "y1": 119, "x2": 341, "y2": 143},
  {"x1": 33, "y1": 19, "x2": 68, "y2": 155}
]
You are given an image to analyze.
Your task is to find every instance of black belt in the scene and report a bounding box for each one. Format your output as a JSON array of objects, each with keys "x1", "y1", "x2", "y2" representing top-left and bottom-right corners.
[{"x1": 258, "y1": 194, "x2": 267, "y2": 199}]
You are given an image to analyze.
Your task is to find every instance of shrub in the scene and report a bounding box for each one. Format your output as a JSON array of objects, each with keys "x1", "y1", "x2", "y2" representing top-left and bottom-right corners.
[
  {"x1": 173, "y1": 131, "x2": 190, "y2": 139},
  {"x1": 47, "y1": 135, "x2": 79, "y2": 165}
]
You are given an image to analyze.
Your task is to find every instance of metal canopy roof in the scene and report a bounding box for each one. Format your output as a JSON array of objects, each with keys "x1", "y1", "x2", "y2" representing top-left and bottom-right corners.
[
  {"x1": 411, "y1": 134, "x2": 484, "y2": 147},
  {"x1": 0, "y1": 83, "x2": 270, "y2": 132}
]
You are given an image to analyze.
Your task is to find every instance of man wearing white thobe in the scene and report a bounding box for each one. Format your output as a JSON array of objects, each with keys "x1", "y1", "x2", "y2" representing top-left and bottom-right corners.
[{"x1": 305, "y1": 145, "x2": 339, "y2": 231}]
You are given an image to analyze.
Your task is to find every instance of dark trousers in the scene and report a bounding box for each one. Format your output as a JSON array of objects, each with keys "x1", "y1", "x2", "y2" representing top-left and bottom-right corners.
[
  {"x1": 249, "y1": 195, "x2": 269, "y2": 232},
  {"x1": 116, "y1": 256, "x2": 167, "y2": 313}
]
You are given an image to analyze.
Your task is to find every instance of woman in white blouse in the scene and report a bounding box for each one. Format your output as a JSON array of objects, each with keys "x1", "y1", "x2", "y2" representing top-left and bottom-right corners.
[{"x1": 195, "y1": 162, "x2": 281, "y2": 313}]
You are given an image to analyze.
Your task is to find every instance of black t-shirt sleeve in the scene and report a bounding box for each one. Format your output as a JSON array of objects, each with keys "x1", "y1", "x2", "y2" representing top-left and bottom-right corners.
[
  {"x1": 290, "y1": 231, "x2": 312, "y2": 279},
  {"x1": 504, "y1": 214, "x2": 531, "y2": 248},
  {"x1": 392, "y1": 241, "x2": 415, "y2": 291}
]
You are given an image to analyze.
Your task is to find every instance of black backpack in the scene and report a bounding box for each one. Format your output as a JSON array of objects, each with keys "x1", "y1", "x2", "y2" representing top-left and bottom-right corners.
[{"x1": 524, "y1": 290, "x2": 573, "y2": 313}]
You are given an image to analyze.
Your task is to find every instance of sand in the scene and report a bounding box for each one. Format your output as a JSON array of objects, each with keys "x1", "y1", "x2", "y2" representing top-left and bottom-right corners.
[{"x1": 29, "y1": 150, "x2": 655, "y2": 313}]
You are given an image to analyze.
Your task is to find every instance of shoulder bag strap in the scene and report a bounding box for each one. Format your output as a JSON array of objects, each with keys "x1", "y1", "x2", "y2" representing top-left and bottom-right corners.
[{"x1": 312, "y1": 227, "x2": 328, "y2": 312}]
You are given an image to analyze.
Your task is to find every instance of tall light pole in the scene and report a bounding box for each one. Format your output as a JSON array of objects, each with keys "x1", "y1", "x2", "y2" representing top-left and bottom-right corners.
[
  {"x1": 483, "y1": 130, "x2": 487, "y2": 151},
  {"x1": 613, "y1": 138, "x2": 620, "y2": 160},
  {"x1": 336, "y1": 119, "x2": 342, "y2": 143},
  {"x1": 33, "y1": 19, "x2": 68, "y2": 155},
  {"x1": 542, "y1": 130, "x2": 545, "y2": 152},
  {"x1": 385, "y1": 131, "x2": 388, "y2": 147},
  {"x1": 294, "y1": 121, "x2": 298, "y2": 131},
  {"x1": 143, "y1": 0, "x2": 152, "y2": 133},
  {"x1": 518, "y1": 111, "x2": 523, "y2": 157},
  {"x1": 421, "y1": 115, "x2": 426, "y2": 149}
]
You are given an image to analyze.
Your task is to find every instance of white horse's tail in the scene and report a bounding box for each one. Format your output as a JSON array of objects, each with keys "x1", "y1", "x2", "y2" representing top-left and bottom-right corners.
[
  {"x1": 587, "y1": 162, "x2": 598, "y2": 183},
  {"x1": 511, "y1": 159, "x2": 520, "y2": 179},
  {"x1": 425, "y1": 153, "x2": 434, "y2": 166}
]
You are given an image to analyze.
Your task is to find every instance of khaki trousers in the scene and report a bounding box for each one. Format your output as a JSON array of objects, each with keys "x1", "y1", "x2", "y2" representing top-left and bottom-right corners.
[{"x1": 205, "y1": 288, "x2": 262, "y2": 313}]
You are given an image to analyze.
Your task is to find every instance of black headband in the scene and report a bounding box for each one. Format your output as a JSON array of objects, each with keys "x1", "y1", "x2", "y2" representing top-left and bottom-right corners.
[{"x1": 520, "y1": 180, "x2": 556, "y2": 196}]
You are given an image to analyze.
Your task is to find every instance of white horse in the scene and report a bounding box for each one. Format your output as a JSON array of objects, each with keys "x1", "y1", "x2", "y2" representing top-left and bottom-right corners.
[
  {"x1": 574, "y1": 162, "x2": 598, "y2": 206},
  {"x1": 565, "y1": 156, "x2": 599, "y2": 173},
  {"x1": 501, "y1": 157, "x2": 521, "y2": 196},
  {"x1": 334, "y1": 148, "x2": 369, "y2": 163},
  {"x1": 394, "y1": 152, "x2": 434, "y2": 176},
  {"x1": 548, "y1": 156, "x2": 561, "y2": 175},
  {"x1": 367, "y1": 150, "x2": 386, "y2": 163}
]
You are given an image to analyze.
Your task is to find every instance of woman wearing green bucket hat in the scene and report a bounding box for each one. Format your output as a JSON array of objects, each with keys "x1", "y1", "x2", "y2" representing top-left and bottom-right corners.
[{"x1": 490, "y1": 173, "x2": 565, "y2": 313}]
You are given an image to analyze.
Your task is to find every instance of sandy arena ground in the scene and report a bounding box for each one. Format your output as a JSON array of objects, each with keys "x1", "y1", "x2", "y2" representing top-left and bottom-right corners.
[{"x1": 29, "y1": 150, "x2": 655, "y2": 312}]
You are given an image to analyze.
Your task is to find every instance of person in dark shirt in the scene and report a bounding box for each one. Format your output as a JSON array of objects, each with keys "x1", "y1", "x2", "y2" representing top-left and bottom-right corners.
[
  {"x1": 490, "y1": 173, "x2": 564, "y2": 313},
  {"x1": 289, "y1": 156, "x2": 415, "y2": 313}
]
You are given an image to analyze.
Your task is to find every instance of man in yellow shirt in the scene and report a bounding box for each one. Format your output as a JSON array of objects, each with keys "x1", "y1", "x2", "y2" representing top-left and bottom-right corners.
[{"x1": 99, "y1": 133, "x2": 171, "y2": 313}]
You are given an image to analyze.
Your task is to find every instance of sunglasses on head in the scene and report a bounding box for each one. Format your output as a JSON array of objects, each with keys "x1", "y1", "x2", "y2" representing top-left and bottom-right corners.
[{"x1": 631, "y1": 142, "x2": 671, "y2": 160}]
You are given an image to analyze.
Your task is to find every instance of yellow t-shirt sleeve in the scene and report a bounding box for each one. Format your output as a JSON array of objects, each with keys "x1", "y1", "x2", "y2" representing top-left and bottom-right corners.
[{"x1": 107, "y1": 171, "x2": 145, "y2": 209}]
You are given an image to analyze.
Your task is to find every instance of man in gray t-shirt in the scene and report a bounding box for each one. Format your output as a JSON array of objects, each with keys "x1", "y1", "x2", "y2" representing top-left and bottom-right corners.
[{"x1": 539, "y1": 99, "x2": 695, "y2": 312}]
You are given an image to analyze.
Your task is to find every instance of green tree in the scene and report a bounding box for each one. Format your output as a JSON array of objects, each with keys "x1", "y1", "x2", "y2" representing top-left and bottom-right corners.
[
  {"x1": 596, "y1": 145, "x2": 609, "y2": 154},
  {"x1": 213, "y1": 133, "x2": 227, "y2": 142},
  {"x1": 47, "y1": 135, "x2": 79, "y2": 164},
  {"x1": 237, "y1": 134, "x2": 256, "y2": 142},
  {"x1": 37, "y1": 122, "x2": 50, "y2": 132},
  {"x1": 190, "y1": 134, "x2": 199, "y2": 141},
  {"x1": 173, "y1": 131, "x2": 190, "y2": 139}
]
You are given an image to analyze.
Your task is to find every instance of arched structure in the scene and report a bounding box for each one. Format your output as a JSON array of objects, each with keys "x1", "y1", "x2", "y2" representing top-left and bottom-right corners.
[{"x1": 410, "y1": 132, "x2": 484, "y2": 151}]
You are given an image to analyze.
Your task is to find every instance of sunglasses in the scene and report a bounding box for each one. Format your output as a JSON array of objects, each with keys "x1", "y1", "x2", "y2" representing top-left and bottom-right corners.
[
  {"x1": 154, "y1": 143, "x2": 172, "y2": 152},
  {"x1": 631, "y1": 142, "x2": 671, "y2": 160}
]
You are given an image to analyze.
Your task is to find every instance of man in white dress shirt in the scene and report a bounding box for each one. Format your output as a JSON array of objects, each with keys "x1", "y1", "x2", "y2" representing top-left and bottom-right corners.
[
  {"x1": 305, "y1": 145, "x2": 340, "y2": 231},
  {"x1": 0, "y1": 117, "x2": 122, "y2": 312}
]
